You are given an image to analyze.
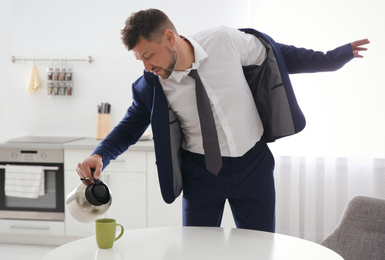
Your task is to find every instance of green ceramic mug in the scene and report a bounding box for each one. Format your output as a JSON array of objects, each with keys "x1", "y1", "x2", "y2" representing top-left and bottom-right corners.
[{"x1": 95, "y1": 218, "x2": 124, "y2": 249}]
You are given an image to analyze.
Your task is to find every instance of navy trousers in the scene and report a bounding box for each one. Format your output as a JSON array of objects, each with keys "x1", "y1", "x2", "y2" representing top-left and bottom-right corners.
[{"x1": 181, "y1": 140, "x2": 276, "y2": 232}]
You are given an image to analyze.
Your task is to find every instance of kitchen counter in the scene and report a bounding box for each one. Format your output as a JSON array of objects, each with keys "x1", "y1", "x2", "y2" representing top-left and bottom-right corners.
[
  {"x1": 62, "y1": 138, "x2": 154, "y2": 151},
  {"x1": 0, "y1": 137, "x2": 154, "y2": 151}
]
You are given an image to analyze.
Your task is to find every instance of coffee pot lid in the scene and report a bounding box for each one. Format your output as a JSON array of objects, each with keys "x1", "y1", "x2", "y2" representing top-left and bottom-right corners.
[{"x1": 85, "y1": 179, "x2": 111, "y2": 206}]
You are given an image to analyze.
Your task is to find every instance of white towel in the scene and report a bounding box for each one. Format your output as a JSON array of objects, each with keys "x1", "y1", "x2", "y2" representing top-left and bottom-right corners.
[
  {"x1": 4, "y1": 165, "x2": 45, "y2": 198},
  {"x1": 26, "y1": 65, "x2": 42, "y2": 94}
]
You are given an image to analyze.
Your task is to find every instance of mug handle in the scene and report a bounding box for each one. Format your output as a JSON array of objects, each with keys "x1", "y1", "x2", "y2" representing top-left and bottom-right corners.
[{"x1": 115, "y1": 224, "x2": 124, "y2": 241}]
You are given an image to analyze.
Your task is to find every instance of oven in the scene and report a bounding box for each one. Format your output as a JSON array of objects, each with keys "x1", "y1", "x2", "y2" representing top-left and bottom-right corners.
[
  {"x1": 0, "y1": 148, "x2": 64, "y2": 221},
  {"x1": 0, "y1": 136, "x2": 82, "y2": 222}
]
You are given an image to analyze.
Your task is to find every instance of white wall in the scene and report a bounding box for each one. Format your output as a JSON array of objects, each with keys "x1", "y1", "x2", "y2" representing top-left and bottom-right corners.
[
  {"x1": 1, "y1": 0, "x2": 384, "y2": 159},
  {"x1": 0, "y1": 0, "x2": 251, "y2": 142},
  {"x1": 250, "y1": 0, "x2": 385, "y2": 158}
]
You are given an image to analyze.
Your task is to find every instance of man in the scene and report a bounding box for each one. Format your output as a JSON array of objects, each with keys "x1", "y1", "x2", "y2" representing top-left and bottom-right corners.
[{"x1": 76, "y1": 9, "x2": 369, "y2": 232}]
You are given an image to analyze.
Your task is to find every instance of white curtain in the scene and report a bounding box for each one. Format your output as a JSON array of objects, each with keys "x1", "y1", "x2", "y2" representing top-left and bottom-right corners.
[
  {"x1": 274, "y1": 156, "x2": 385, "y2": 243},
  {"x1": 247, "y1": 0, "x2": 385, "y2": 245}
]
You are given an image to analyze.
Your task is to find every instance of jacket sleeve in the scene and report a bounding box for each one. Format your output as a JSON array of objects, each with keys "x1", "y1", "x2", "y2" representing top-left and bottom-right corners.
[
  {"x1": 92, "y1": 75, "x2": 153, "y2": 170},
  {"x1": 278, "y1": 43, "x2": 354, "y2": 74}
]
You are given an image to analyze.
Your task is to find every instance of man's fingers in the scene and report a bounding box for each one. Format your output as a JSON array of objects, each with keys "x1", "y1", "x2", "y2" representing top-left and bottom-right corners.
[{"x1": 352, "y1": 39, "x2": 370, "y2": 49}]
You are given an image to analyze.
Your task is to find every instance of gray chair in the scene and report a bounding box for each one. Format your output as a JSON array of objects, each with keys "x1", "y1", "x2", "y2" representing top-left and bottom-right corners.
[{"x1": 321, "y1": 196, "x2": 385, "y2": 260}]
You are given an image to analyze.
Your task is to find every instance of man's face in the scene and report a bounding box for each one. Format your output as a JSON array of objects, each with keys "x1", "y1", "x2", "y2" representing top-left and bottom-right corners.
[{"x1": 132, "y1": 34, "x2": 177, "y2": 79}]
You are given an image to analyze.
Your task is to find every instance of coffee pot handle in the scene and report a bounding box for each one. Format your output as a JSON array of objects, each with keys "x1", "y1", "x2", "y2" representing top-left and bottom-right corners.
[{"x1": 80, "y1": 169, "x2": 96, "y2": 181}]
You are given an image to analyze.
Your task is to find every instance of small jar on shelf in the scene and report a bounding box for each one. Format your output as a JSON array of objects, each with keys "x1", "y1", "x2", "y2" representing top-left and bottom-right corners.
[
  {"x1": 66, "y1": 82, "x2": 73, "y2": 95},
  {"x1": 60, "y1": 67, "x2": 67, "y2": 81},
  {"x1": 47, "y1": 67, "x2": 54, "y2": 81},
  {"x1": 47, "y1": 82, "x2": 53, "y2": 95},
  {"x1": 66, "y1": 68, "x2": 73, "y2": 81},
  {"x1": 53, "y1": 67, "x2": 60, "y2": 81}
]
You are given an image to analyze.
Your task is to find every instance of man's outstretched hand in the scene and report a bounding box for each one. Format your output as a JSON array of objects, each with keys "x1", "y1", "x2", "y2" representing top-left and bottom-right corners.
[{"x1": 351, "y1": 39, "x2": 370, "y2": 58}]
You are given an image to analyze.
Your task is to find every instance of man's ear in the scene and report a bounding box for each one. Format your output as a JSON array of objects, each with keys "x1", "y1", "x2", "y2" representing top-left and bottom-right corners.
[{"x1": 164, "y1": 29, "x2": 175, "y2": 46}]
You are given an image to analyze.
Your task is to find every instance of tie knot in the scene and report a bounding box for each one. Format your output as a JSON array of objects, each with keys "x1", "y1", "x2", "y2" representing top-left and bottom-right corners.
[{"x1": 188, "y1": 69, "x2": 199, "y2": 80}]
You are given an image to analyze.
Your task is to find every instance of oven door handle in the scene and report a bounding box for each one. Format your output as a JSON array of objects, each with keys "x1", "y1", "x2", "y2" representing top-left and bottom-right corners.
[{"x1": 0, "y1": 165, "x2": 59, "y2": 170}]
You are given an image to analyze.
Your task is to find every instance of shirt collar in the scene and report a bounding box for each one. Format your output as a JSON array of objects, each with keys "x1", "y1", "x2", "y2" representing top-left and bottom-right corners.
[{"x1": 165, "y1": 35, "x2": 208, "y2": 83}]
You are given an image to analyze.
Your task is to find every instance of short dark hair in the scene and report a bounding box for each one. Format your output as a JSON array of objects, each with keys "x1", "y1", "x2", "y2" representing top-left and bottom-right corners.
[{"x1": 121, "y1": 9, "x2": 178, "y2": 51}]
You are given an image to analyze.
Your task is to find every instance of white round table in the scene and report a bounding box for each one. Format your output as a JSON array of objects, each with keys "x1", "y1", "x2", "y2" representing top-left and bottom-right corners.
[{"x1": 43, "y1": 227, "x2": 343, "y2": 260}]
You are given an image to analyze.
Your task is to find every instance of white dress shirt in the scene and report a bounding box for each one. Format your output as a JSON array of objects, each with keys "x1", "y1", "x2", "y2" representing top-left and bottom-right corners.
[{"x1": 159, "y1": 26, "x2": 266, "y2": 157}]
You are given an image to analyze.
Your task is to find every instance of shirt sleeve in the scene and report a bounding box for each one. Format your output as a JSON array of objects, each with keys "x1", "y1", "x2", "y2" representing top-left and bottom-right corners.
[{"x1": 226, "y1": 27, "x2": 267, "y2": 66}]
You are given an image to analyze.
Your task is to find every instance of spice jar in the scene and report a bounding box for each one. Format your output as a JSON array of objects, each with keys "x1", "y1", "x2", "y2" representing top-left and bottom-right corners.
[
  {"x1": 60, "y1": 68, "x2": 67, "y2": 81},
  {"x1": 53, "y1": 67, "x2": 60, "y2": 81},
  {"x1": 53, "y1": 83, "x2": 60, "y2": 95},
  {"x1": 66, "y1": 68, "x2": 73, "y2": 81},
  {"x1": 47, "y1": 67, "x2": 54, "y2": 81},
  {"x1": 66, "y1": 82, "x2": 73, "y2": 95},
  {"x1": 47, "y1": 82, "x2": 53, "y2": 95},
  {"x1": 59, "y1": 83, "x2": 66, "y2": 95}
]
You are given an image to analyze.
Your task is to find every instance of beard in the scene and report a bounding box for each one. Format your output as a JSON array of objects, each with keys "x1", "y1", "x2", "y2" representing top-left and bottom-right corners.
[{"x1": 157, "y1": 46, "x2": 177, "y2": 79}]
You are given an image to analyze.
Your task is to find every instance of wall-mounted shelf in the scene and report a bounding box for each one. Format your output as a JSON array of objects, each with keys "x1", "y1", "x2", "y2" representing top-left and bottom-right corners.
[{"x1": 11, "y1": 56, "x2": 94, "y2": 63}]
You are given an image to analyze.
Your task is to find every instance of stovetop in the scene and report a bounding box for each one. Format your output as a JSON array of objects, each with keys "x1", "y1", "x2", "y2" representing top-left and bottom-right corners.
[
  {"x1": 0, "y1": 136, "x2": 85, "y2": 151},
  {"x1": 0, "y1": 136, "x2": 84, "y2": 162}
]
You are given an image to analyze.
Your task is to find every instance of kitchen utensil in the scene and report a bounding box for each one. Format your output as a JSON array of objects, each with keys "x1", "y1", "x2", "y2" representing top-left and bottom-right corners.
[{"x1": 66, "y1": 169, "x2": 112, "y2": 223}]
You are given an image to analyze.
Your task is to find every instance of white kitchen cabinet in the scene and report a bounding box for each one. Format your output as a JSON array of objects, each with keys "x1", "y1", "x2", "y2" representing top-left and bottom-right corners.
[
  {"x1": 104, "y1": 170, "x2": 147, "y2": 229},
  {"x1": 0, "y1": 219, "x2": 67, "y2": 245},
  {"x1": 146, "y1": 151, "x2": 183, "y2": 227},
  {"x1": 103, "y1": 151, "x2": 147, "y2": 229},
  {"x1": 0, "y1": 219, "x2": 64, "y2": 236}
]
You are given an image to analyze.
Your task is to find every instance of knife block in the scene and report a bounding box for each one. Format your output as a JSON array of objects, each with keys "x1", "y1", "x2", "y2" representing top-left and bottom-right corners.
[{"x1": 96, "y1": 114, "x2": 110, "y2": 140}]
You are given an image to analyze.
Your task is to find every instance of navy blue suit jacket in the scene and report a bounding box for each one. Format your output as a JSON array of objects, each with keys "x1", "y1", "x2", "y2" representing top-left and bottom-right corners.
[{"x1": 93, "y1": 28, "x2": 354, "y2": 203}]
